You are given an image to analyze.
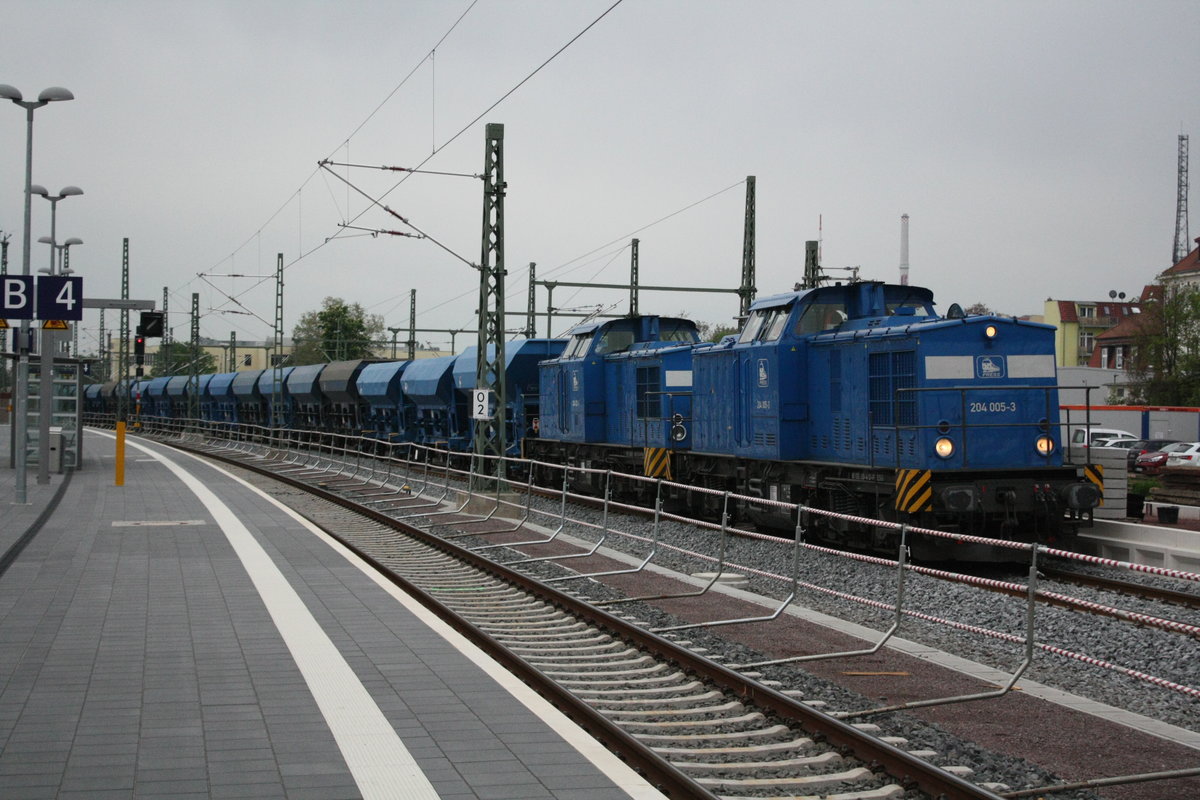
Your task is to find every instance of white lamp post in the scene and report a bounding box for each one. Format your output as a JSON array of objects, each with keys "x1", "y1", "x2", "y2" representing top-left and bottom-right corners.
[{"x1": 0, "y1": 84, "x2": 74, "y2": 503}]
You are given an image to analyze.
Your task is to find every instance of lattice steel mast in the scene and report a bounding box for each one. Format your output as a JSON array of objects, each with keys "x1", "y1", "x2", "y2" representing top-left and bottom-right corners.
[
  {"x1": 160, "y1": 287, "x2": 170, "y2": 375},
  {"x1": 474, "y1": 123, "x2": 506, "y2": 475},
  {"x1": 272, "y1": 253, "x2": 284, "y2": 427},
  {"x1": 629, "y1": 239, "x2": 640, "y2": 316},
  {"x1": 187, "y1": 293, "x2": 199, "y2": 423},
  {"x1": 738, "y1": 175, "x2": 756, "y2": 320},
  {"x1": 407, "y1": 289, "x2": 416, "y2": 362},
  {"x1": 1175, "y1": 134, "x2": 1190, "y2": 264},
  {"x1": 525, "y1": 263, "x2": 537, "y2": 338},
  {"x1": 118, "y1": 238, "x2": 130, "y2": 421}
]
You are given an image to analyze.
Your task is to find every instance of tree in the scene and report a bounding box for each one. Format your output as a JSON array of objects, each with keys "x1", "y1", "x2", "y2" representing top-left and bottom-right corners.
[
  {"x1": 291, "y1": 297, "x2": 384, "y2": 365},
  {"x1": 965, "y1": 302, "x2": 997, "y2": 316},
  {"x1": 151, "y1": 341, "x2": 218, "y2": 377},
  {"x1": 1125, "y1": 282, "x2": 1200, "y2": 405}
]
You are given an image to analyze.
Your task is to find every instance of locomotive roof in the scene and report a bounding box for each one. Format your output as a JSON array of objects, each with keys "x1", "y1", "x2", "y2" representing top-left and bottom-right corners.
[{"x1": 748, "y1": 281, "x2": 937, "y2": 313}]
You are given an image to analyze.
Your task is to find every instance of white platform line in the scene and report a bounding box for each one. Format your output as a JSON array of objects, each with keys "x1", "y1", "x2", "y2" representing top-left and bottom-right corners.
[
  {"x1": 167, "y1": 443, "x2": 669, "y2": 800},
  {"x1": 117, "y1": 436, "x2": 440, "y2": 800}
]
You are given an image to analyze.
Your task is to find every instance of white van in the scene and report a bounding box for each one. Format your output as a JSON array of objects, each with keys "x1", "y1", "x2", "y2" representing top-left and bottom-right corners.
[{"x1": 1069, "y1": 427, "x2": 1137, "y2": 448}]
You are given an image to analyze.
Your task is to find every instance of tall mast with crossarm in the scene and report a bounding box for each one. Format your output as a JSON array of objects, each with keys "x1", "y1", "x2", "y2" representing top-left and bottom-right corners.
[{"x1": 474, "y1": 123, "x2": 506, "y2": 479}]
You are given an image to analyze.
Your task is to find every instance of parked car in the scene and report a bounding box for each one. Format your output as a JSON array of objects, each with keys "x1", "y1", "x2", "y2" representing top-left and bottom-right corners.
[
  {"x1": 1068, "y1": 427, "x2": 1137, "y2": 448},
  {"x1": 1125, "y1": 439, "x2": 1183, "y2": 470},
  {"x1": 1135, "y1": 442, "x2": 1195, "y2": 474},
  {"x1": 1165, "y1": 442, "x2": 1200, "y2": 468},
  {"x1": 1092, "y1": 437, "x2": 1139, "y2": 449}
]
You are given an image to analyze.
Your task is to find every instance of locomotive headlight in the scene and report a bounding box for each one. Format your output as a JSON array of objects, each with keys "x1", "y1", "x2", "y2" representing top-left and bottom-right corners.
[
  {"x1": 984, "y1": 324, "x2": 998, "y2": 339},
  {"x1": 934, "y1": 437, "x2": 955, "y2": 458},
  {"x1": 1036, "y1": 435, "x2": 1055, "y2": 456},
  {"x1": 670, "y1": 423, "x2": 688, "y2": 442}
]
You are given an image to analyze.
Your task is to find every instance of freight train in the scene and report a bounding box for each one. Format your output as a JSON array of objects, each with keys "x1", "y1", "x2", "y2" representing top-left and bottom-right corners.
[{"x1": 86, "y1": 277, "x2": 1102, "y2": 560}]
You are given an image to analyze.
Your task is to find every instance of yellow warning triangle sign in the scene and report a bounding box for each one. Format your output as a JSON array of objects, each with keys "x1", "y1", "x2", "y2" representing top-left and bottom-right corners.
[
  {"x1": 42, "y1": 320, "x2": 68, "y2": 330},
  {"x1": 0, "y1": 319, "x2": 8, "y2": 329}
]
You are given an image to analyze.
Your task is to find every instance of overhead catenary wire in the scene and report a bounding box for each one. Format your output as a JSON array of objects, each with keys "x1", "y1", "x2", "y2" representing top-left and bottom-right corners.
[{"x1": 179, "y1": 0, "x2": 628, "y2": 342}]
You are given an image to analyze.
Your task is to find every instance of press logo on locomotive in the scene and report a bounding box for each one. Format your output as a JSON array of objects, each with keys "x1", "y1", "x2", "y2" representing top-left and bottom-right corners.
[{"x1": 975, "y1": 355, "x2": 1005, "y2": 379}]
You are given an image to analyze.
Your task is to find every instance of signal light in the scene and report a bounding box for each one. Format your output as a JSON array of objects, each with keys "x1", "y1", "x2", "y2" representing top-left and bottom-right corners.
[{"x1": 135, "y1": 335, "x2": 146, "y2": 365}]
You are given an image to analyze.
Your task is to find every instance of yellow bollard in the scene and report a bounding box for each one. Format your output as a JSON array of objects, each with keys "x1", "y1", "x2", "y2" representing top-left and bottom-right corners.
[{"x1": 115, "y1": 421, "x2": 126, "y2": 486}]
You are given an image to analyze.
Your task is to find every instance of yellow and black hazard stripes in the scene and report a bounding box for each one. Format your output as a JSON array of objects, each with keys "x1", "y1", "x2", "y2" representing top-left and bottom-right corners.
[
  {"x1": 643, "y1": 447, "x2": 673, "y2": 480},
  {"x1": 1083, "y1": 463, "x2": 1104, "y2": 506},
  {"x1": 895, "y1": 469, "x2": 933, "y2": 513}
]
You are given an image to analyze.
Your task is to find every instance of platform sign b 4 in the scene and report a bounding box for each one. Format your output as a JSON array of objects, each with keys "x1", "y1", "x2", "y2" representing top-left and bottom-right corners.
[{"x1": 37, "y1": 276, "x2": 83, "y2": 321}]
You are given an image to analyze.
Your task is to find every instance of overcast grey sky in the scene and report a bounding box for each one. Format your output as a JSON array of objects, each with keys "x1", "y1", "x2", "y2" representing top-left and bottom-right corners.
[{"x1": 2, "y1": 0, "x2": 1198, "y2": 354}]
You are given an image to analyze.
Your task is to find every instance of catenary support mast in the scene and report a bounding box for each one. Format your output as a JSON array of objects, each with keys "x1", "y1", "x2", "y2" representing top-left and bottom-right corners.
[
  {"x1": 118, "y1": 238, "x2": 130, "y2": 421},
  {"x1": 272, "y1": 253, "x2": 284, "y2": 427},
  {"x1": 738, "y1": 175, "x2": 756, "y2": 321},
  {"x1": 474, "y1": 123, "x2": 506, "y2": 477},
  {"x1": 187, "y1": 293, "x2": 199, "y2": 424}
]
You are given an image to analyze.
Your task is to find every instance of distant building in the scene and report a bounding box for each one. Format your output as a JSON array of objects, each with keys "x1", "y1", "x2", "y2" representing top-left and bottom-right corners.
[
  {"x1": 1042, "y1": 297, "x2": 1142, "y2": 367},
  {"x1": 1159, "y1": 236, "x2": 1200, "y2": 289}
]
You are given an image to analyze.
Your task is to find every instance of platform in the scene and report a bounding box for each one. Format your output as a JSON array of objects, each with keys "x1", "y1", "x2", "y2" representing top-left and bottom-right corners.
[{"x1": 0, "y1": 425, "x2": 663, "y2": 800}]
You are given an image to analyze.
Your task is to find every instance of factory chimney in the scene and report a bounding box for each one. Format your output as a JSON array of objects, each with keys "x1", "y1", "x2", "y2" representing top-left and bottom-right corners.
[{"x1": 899, "y1": 213, "x2": 910, "y2": 286}]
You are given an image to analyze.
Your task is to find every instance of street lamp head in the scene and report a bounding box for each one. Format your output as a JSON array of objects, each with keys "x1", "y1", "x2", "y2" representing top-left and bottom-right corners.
[
  {"x1": 0, "y1": 85, "x2": 74, "y2": 106},
  {"x1": 59, "y1": 185, "x2": 83, "y2": 198},
  {"x1": 63, "y1": 237, "x2": 83, "y2": 246},
  {"x1": 37, "y1": 87, "x2": 74, "y2": 103},
  {"x1": 37, "y1": 236, "x2": 53, "y2": 245},
  {"x1": 30, "y1": 184, "x2": 49, "y2": 197}
]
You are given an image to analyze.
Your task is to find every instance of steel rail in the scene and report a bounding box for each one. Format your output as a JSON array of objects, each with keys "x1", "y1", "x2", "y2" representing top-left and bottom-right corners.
[{"x1": 184, "y1": 440, "x2": 1005, "y2": 800}]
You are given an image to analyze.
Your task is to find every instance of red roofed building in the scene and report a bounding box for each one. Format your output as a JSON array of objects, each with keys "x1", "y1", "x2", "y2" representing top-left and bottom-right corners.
[
  {"x1": 1160, "y1": 236, "x2": 1200, "y2": 289},
  {"x1": 1042, "y1": 296, "x2": 1143, "y2": 367}
]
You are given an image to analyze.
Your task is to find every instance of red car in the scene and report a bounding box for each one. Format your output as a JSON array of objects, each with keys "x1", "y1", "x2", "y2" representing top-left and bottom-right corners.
[{"x1": 1134, "y1": 442, "x2": 1193, "y2": 474}]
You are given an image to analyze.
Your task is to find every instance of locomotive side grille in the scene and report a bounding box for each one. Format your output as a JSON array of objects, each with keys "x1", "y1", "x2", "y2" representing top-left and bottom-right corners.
[{"x1": 755, "y1": 432, "x2": 778, "y2": 447}]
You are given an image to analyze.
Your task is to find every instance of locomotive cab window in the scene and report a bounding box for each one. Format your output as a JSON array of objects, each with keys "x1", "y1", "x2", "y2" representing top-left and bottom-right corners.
[
  {"x1": 595, "y1": 321, "x2": 638, "y2": 355},
  {"x1": 737, "y1": 305, "x2": 792, "y2": 344},
  {"x1": 658, "y1": 319, "x2": 701, "y2": 344},
  {"x1": 795, "y1": 301, "x2": 849, "y2": 335},
  {"x1": 737, "y1": 311, "x2": 767, "y2": 344},
  {"x1": 563, "y1": 332, "x2": 593, "y2": 358}
]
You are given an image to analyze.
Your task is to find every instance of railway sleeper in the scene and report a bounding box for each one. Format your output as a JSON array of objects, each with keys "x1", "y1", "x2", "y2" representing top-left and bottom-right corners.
[
  {"x1": 523, "y1": 648, "x2": 644, "y2": 664},
  {"x1": 543, "y1": 664, "x2": 682, "y2": 679},
  {"x1": 537, "y1": 655, "x2": 657, "y2": 672},
  {"x1": 651, "y1": 736, "x2": 815, "y2": 757},
  {"x1": 493, "y1": 631, "x2": 611, "y2": 645},
  {"x1": 615, "y1": 711, "x2": 766, "y2": 731},
  {"x1": 556, "y1": 670, "x2": 687, "y2": 687},
  {"x1": 474, "y1": 619, "x2": 583, "y2": 632},
  {"x1": 640, "y1": 724, "x2": 797, "y2": 745},
  {"x1": 569, "y1": 680, "x2": 705, "y2": 696},
  {"x1": 507, "y1": 643, "x2": 623, "y2": 657},
  {"x1": 671, "y1": 750, "x2": 844, "y2": 772},
  {"x1": 696, "y1": 766, "x2": 876, "y2": 791},
  {"x1": 728, "y1": 784, "x2": 905, "y2": 800},
  {"x1": 601, "y1": 700, "x2": 746, "y2": 719},
  {"x1": 587, "y1": 691, "x2": 727, "y2": 709}
]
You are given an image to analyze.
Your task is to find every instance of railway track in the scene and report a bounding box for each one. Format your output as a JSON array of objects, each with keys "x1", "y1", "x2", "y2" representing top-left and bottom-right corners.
[
  {"x1": 185, "y1": 437, "x2": 1006, "y2": 800},
  {"x1": 1040, "y1": 564, "x2": 1200, "y2": 610}
]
